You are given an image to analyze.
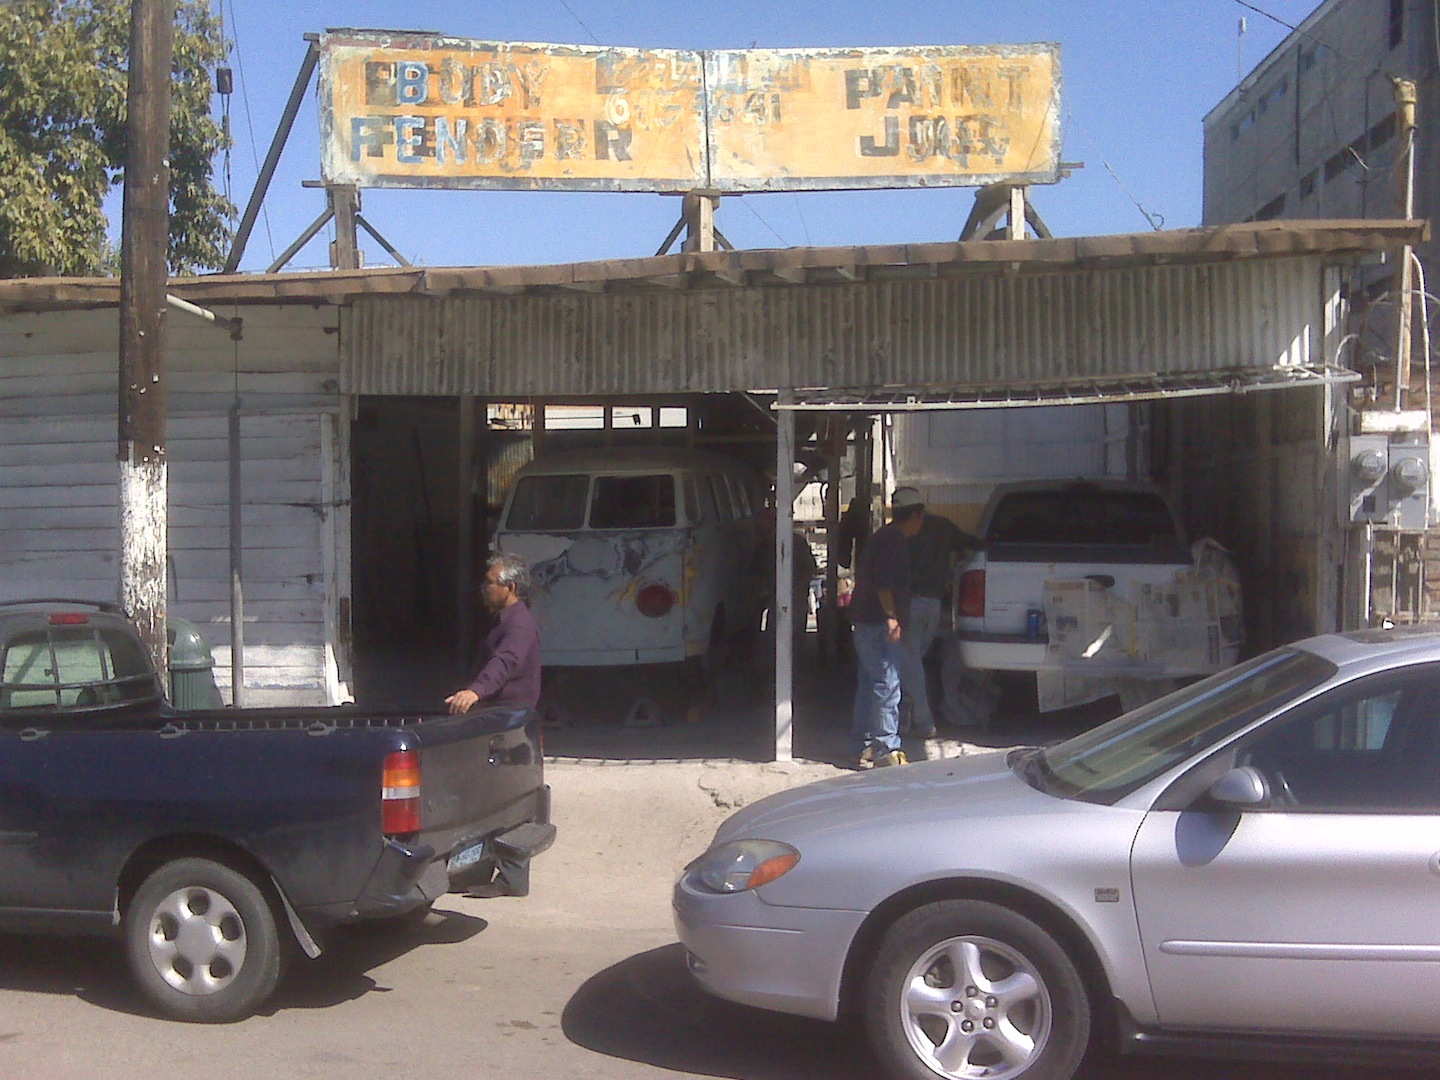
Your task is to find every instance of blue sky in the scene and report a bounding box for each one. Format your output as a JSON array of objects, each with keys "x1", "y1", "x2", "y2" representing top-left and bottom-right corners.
[{"x1": 210, "y1": 0, "x2": 1318, "y2": 272}]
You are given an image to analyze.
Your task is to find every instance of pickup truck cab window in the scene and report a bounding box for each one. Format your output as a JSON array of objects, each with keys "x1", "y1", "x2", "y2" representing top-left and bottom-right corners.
[
  {"x1": 1, "y1": 624, "x2": 158, "y2": 709},
  {"x1": 988, "y1": 487, "x2": 1181, "y2": 545}
]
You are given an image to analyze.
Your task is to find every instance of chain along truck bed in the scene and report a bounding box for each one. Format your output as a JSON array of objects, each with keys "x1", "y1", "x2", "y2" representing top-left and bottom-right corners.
[
  {"x1": 952, "y1": 480, "x2": 1243, "y2": 712},
  {"x1": 0, "y1": 600, "x2": 554, "y2": 1022}
]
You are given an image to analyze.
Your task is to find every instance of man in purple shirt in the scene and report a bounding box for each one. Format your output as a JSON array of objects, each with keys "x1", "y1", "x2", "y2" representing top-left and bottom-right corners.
[{"x1": 446, "y1": 552, "x2": 542, "y2": 713}]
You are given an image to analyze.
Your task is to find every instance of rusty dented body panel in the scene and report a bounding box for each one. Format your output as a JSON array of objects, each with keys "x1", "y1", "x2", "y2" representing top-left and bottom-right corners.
[{"x1": 494, "y1": 448, "x2": 764, "y2": 667}]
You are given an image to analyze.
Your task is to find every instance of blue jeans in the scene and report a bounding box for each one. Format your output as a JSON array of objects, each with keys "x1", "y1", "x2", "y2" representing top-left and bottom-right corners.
[
  {"x1": 895, "y1": 596, "x2": 941, "y2": 733},
  {"x1": 852, "y1": 621, "x2": 902, "y2": 755}
]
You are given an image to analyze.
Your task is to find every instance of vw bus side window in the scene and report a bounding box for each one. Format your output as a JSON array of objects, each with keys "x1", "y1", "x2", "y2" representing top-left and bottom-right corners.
[
  {"x1": 590, "y1": 474, "x2": 676, "y2": 529},
  {"x1": 711, "y1": 475, "x2": 736, "y2": 521},
  {"x1": 684, "y1": 476, "x2": 701, "y2": 525},
  {"x1": 506, "y1": 474, "x2": 591, "y2": 531},
  {"x1": 693, "y1": 475, "x2": 720, "y2": 524},
  {"x1": 729, "y1": 475, "x2": 752, "y2": 518}
]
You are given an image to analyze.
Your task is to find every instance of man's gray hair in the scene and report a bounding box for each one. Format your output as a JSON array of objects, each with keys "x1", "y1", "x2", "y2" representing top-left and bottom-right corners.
[{"x1": 487, "y1": 551, "x2": 530, "y2": 599}]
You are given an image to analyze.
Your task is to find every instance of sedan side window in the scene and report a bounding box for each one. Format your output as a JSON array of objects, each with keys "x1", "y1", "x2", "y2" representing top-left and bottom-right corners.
[{"x1": 1239, "y1": 669, "x2": 1440, "y2": 812}]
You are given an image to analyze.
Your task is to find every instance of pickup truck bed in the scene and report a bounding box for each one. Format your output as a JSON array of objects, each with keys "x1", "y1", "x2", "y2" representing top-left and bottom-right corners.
[
  {"x1": 0, "y1": 601, "x2": 554, "y2": 1022},
  {"x1": 954, "y1": 481, "x2": 1243, "y2": 707}
]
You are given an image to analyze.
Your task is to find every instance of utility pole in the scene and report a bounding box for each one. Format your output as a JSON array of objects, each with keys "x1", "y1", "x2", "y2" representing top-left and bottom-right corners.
[{"x1": 118, "y1": 0, "x2": 175, "y2": 682}]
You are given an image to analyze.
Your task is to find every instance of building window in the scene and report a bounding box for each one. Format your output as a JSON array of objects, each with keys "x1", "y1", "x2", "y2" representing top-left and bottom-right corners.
[
  {"x1": 1300, "y1": 171, "x2": 1317, "y2": 199},
  {"x1": 1230, "y1": 110, "x2": 1256, "y2": 141},
  {"x1": 1258, "y1": 77, "x2": 1289, "y2": 114},
  {"x1": 1390, "y1": 0, "x2": 1404, "y2": 49},
  {"x1": 1256, "y1": 194, "x2": 1287, "y2": 220},
  {"x1": 1369, "y1": 112, "x2": 1397, "y2": 149},
  {"x1": 1325, "y1": 147, "x2": 1354, "y2": 181},
  {"x1": 1299, "y1": 45, "x2": 1319, "y2": 74}
]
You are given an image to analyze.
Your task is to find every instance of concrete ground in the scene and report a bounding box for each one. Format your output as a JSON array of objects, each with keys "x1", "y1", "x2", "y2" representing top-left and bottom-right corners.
[{"x1": 536, "y1": 643, "x2": 1117, "y2": 768}]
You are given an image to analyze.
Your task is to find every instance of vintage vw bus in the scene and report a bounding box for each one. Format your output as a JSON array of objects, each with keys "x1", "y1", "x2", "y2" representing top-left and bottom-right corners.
[{"x1": 493, "y1": 448, "x2": 766, "y2": 669}]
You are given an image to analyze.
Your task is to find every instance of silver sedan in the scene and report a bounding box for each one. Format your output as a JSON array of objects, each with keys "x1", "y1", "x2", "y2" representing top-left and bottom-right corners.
[{"x1": 673, "y1": 628, "x2": 1440, "y2": 1080}]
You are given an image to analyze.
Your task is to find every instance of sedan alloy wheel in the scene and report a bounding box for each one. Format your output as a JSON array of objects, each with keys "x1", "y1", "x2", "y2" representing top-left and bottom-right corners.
[{"x1": 865, "y1": 900, "x2": 1090, "y2": 1080}]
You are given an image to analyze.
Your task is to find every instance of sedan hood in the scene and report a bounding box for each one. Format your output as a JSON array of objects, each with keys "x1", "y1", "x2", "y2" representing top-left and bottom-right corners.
[
  {"x1": 704, "y1": 749, "x2": 1136, "y2": 914},
  {"x1": 713, "y1": 750, "x2": 1045, "y2": 847}
]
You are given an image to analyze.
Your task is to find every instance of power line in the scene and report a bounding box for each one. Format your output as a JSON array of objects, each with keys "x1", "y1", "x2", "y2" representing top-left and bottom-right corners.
[
  {"x1": 557, "y1": 0, "x2": 602, "y2": 46},
  {"x1": 224, "y1": 0, "x2": 276, "y2": 264},
  {"x1": 742, "y1": 198, "x2": 790, "y2": 247}
]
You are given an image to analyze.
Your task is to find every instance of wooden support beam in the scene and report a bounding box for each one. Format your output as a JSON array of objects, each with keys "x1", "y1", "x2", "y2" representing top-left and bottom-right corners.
[
  {"x1": 329, "y1": 185, "x2": 361, "y2": 269},
  {"x1": 682, "y1": 191, "x2": 719, "y2": 253}
]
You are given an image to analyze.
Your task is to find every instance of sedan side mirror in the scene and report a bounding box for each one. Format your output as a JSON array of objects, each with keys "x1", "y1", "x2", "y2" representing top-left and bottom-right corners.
[{"x1": 1206, "y1": 766, "x2": 1269, "y2": 809}]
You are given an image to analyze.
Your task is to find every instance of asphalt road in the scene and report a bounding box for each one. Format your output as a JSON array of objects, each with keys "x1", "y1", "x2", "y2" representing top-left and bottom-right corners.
[{"x1": 0, "y1": 760, "x2": 1435, "y2": 1080}]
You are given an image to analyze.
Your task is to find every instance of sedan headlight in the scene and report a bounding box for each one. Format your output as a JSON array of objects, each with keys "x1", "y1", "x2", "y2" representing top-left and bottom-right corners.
[{"x1": 687, "y1": 839, "x2": 800, "y2": 894}]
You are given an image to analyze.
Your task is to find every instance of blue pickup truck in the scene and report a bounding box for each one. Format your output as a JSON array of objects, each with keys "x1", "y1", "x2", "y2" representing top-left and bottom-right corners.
[{"x1": 0, "y1": 600, "x2": 554, "y2": 1022}]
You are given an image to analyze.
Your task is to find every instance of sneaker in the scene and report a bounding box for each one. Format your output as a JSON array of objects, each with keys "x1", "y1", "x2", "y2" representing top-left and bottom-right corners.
[
  {"x1": 875, "y1": 749, "x2": 909, "y2": 767},
  {"x1": 858, "y1": 745, "x2": 876, "y2": 768}
]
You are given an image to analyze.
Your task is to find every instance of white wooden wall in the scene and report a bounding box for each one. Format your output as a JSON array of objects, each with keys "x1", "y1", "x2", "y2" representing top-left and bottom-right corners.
[
  {"x1": 0, "y1": 306, "x2": 349, "y2": 705},
  {"x1": 893, "y1": 404, "x2": 1136, "y2": 530}
]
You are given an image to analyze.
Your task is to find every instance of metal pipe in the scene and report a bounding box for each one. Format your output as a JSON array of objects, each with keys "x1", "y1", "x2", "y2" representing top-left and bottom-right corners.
[
  {"x1": 229, "y1": 403, "x2": 245, "y2": 706},
  {"x1": 774, "y1": 389, "x2": 795, "y2": 762},
  {"x1": 166, "y1": 293, "x2": 242, "y2": 339}
]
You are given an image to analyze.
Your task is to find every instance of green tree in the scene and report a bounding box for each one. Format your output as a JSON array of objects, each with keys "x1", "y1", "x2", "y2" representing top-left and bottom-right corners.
[{"x1": 0, "y1": 0, "x2": 231, "y2": 277}]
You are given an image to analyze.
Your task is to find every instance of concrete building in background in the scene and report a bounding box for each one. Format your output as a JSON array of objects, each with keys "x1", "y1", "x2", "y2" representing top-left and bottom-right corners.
[
  {"x1": 1204, "y1": 0, "x2": 1434, "y2": 237},
  {"x1": 1205, "y1": 0, "x2": 1440, "y2": 627}
]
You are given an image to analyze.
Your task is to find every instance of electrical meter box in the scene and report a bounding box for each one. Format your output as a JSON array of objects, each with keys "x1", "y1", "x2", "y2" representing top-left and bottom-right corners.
[
  {"x1": 1387, "y1": 438, "x2": 1430, "y2": 530},
  {"x1": 1349, "y1": 434, "x2": 1391, "y2": 523},
  {"x1": 1349, "y1": 433, "x2": 1430, "y2": 528}
]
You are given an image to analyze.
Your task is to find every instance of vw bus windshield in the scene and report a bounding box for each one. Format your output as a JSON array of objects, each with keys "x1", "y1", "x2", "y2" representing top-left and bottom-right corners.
[
  {"x1": 505, "y1": 474, "x2": 590, "y2": 531},
  {"x1": 590, "y1": 474, "x2": 676, "y2": 529}
]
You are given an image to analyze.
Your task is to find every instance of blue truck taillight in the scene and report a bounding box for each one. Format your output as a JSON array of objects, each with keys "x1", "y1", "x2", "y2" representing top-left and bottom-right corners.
[{"x1": 381, "y1": 750, "x2": 422, "y2": 834}]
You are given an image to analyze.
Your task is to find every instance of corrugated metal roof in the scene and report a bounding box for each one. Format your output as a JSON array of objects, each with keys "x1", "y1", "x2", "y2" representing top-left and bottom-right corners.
[
  {"x1": 340, "y1": 252, "x2": 1342, "y2": 397},
  {"x1": 0, "y1": 219, "x2": 1422, "y2": 403},
  {"x1": 0, "y1": 220, "x2": 1422, "y2": 311}
]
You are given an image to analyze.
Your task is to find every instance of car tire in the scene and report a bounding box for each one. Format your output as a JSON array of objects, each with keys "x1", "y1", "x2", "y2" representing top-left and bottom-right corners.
[
  {"x1": 863, "y1": 899, "x2": 1091, "y2": 1080},
  {"x1": 124, "y1": 857, "x2": 283, "y2": 1023}
]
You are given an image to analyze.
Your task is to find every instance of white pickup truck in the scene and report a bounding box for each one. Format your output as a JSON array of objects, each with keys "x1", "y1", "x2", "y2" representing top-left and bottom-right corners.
[{"x1": 952, "y1": 480, "x2": 1243, "y2": 709}]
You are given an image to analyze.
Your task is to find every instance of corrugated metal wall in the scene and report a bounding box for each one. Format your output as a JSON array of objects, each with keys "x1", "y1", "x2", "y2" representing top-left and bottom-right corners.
[{"x1": 343, "y1": 257, "x2": 1325, "y2": 396}]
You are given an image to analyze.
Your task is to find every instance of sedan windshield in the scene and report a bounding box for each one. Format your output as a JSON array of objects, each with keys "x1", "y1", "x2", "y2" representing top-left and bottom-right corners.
[{"x1": 1033, "y1": 648, "x2": 1336, "y2": 803}]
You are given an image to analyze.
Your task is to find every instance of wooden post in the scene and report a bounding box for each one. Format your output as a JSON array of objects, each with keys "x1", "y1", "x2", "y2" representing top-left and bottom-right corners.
[
  {"x1": 822, "y1": 416, "x2": 846, "y2": 661},
  {"x1": 1007, "y1": 185, "x2": 1026, "y2": 240},
  {"x1": 682, "y1": 191, "x2": 718, "y2": 253},
  {"x1": 330, "y1": 185, "x2": 361, "y2": 270},
  {"x1": 118, "y1": 0, "x2": 174, "y2": 683},
  {"x1": 458, "y1": 394, "x2": 477, "y2": 670}
]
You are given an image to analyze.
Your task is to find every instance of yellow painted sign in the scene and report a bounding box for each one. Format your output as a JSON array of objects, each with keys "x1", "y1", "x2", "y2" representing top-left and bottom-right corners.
[
  {"x1": 707, "y1": 46, "x2": 1060, "y2": 190},
  {"x1": 319, "y1": 32, "x2": 1060, "y2": 192}
]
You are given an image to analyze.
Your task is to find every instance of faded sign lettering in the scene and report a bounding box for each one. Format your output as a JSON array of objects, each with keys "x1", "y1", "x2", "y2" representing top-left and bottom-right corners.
[{"x1": 320, "y1": 33, "x2": 1060, "y2": 192}]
